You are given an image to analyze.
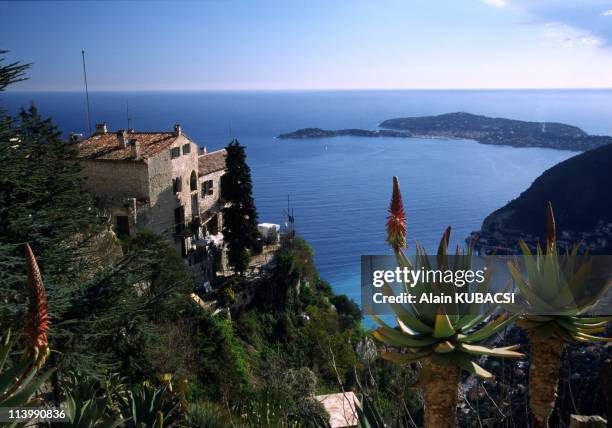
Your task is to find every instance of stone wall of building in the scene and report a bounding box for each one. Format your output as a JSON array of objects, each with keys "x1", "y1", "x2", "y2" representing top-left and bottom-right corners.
[
  {"x1": 199, "y1": 168, "x2": 225, "y2": 215},
  {"x1": 146, "y1": 134, "x2": 200, "y2": 240},
  {"x1": 81, "y1": 159, "x2": 150, "y2": 202},
  {"x1": 198, "y1": 167, "x2": 225, "y2": 238},
  {"x1": 80, "y1": 159, "x2": 150, "y2": 234}
]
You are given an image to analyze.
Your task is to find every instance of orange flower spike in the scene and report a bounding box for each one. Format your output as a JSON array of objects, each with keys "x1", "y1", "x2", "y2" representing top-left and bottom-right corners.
[
  {"x1": 24, "y1": 244, "x2": 50, "y2": 367},
  {"x1": 386, "y1": 176, "x2": 407, "y2": 253}
]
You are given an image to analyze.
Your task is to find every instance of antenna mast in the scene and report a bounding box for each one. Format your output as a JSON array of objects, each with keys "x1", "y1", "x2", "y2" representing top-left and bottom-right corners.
[
  {"x1": 81, "y1": 49, "x2": 92, "y2": 135},
  {"x1": 126, "y1": 100, "x2": 132, "y2": 130}
]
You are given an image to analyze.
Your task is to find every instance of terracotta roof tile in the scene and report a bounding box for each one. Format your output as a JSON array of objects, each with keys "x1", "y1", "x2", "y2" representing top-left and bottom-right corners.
[
  {"x1": 77, "y1": 130, "x2": 182, "y2": 161},
  {"x1": 198, "y1": 149, "x2": 227, "y2": 176}
]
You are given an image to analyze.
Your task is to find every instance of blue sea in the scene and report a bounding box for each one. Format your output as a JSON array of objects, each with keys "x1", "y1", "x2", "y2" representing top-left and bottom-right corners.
[{"x1": 3, "y1": 89, "x2": 612, "y2": 305}]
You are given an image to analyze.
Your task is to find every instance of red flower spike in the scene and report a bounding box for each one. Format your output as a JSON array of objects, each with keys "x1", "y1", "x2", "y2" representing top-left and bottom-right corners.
[
  {"x1": 386, "y1": 176, "x2": 407, "y2": 252},
  {"x1": 24, "y1": 244, "x2": 50, "y2": 366}
]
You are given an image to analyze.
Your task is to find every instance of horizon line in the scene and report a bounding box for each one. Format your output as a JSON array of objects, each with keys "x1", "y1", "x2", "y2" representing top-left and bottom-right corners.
[{"x1": 6, "y1": 87, "x2": 612, "y2": 93}]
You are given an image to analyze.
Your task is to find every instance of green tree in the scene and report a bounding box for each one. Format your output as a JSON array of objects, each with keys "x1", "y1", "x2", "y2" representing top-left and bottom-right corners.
[
  {"x1": 221, "y1": 139, "x2": 259, "y2": 274},
  {"x1": 0, "y1": 51, "x2": 99, "y2": 328},
  {"x1": 0, "y1": 49, "x2": 29, "y2": 93}
]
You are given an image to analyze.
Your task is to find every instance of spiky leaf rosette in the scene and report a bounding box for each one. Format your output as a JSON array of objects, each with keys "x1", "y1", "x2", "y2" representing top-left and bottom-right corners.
[
  {"x1": 374, "y1": 180, "x2": 523, "y2": 378},
  {"x1": 24, "y1": 244, "x2": 50, "y2": 367},
  {"x1": 508, "y1": 202, "x2": 611, "y2": 343},
  {"x1": 386, "y1": 176, "x2": 407, "y2": 253},
  {"x1": 372, "y1": 228, "x2": 522, "y2": 379},
  {"x1": 0, "y1": 330, "x2": 55, "y2": 408}
]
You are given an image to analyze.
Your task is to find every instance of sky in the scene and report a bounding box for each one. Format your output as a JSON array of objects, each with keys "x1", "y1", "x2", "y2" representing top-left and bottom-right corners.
[{"x1": 3, "y1": 0, "x2": 612, "y2": 90}]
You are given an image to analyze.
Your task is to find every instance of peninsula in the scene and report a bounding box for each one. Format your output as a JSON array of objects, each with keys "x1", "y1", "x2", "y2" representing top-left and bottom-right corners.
[
  {"x1": 468, "y1": 142, "x2": 612, "y2": 255},
  {"x1": 278, "y1": 112, "x2": 612, "y2": 151}
]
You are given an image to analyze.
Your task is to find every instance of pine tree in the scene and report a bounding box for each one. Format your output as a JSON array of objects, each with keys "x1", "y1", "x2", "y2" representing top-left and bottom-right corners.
[
  {"x1": 0, "y1": 51, "x2": 98, "y2": 329},
  {"x1": 221, "y1": 140, "x2": 260, "y2": 274},
  {"x1": 0, "y1": 49, "x2": 29, "y2": 93}
]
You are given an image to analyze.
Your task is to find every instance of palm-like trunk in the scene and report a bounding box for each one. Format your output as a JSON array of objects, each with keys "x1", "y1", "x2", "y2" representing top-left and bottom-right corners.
[
  {"x1": 423, "y1": 360, "x2": 460, "y2": 428},
  {"x1": 528, "y1": 336, "x2": 565, "y2": 428}
]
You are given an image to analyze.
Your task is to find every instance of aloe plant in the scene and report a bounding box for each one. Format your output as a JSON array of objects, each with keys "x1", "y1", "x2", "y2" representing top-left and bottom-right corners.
[
  {"x1": 54, "y1": 371, "x2": 128, "y2": 428},
  {"x1": 61, "y1": 392, "x2": 125, "y2": 428},
  {"x1": 0, "y1": 244, "x2": 54, "y2": 425},
  {"x1": 0, "y1": 330, "x2": 54, "y2": 411},
  {"x1": 508, "y1": 202, "x2": 611, "y2": 428},
  {"x1": 119, "y1": 382, "x2": 184, "y2": 427},
  {"x1": 355, "y1": 394, "x2": 385, "y2": 428},
  {"x1": 371, "y1": 177, "x2": 523, "y2": 428}
]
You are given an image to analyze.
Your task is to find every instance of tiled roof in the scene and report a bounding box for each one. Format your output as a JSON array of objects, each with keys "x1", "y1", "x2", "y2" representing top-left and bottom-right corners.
[
  {"x1": 77, "y1": 130, "x2": 181, "y2": 161},
  {"x1": 198, "y1": 149, "x2": 227, "y2": 176}
]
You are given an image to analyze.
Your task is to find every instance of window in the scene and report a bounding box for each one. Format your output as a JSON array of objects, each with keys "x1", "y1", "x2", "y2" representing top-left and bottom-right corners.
[
  {"x1": 201, "y1": 179, "x2": 214, "y2": 197},
  {"x1": 173, "y1": 176, "x2": 182, "y2": 193},
  {"x1": 115, "y1": 215, "x2": 130, "y2": 237},
  {"x1": 182, "y1": 144, "x2": 191, "y2": 155},
  {"x1": 191, "y1": 193, "x2": 199, "y2": 219},
  {"x1": 170, "y1": 147, "x2": 181, "y2": 159},
  {"x1": 174, "y1": 206, "x2": 185, "y2": 235},
  {"x1": 190, "y1": 171, "x2": 197, "y2": 191}
]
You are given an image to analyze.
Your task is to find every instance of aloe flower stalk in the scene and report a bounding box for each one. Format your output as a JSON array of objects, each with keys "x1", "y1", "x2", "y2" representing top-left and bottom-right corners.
[
  {"x1": 386, "y1": 176, "x2": 407, "y2": 253},
  {"x1": 24, "y1": 244, "x2": 50, "y2": 368}
]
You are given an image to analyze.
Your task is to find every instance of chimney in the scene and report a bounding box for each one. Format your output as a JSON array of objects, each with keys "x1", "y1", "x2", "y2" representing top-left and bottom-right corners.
[
  {"x1": 199, "y1": 146, "x2": 207, "y2": 156},
  {"x1": 174, "y1": 123, "x2": 182, "y2": 136},
  {"x1": 134, "y1": 139, "x2": 141, "y2": 160},
  {"x1": 117, "y1": 129, "x2": 128, "y2": 148},
  {"x1": 95, "y1": 123, "x2": 108, "y2": 134}
]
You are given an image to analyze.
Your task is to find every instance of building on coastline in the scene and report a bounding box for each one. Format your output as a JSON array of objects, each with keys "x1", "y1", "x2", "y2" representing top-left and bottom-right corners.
[{"x1": 76, "y1": 122, "x2": 227, "y2": 287}]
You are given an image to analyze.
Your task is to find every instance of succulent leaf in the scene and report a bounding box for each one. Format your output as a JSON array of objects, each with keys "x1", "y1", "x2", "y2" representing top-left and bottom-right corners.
[
  {"x1": 458, "y1": 343, "x2": 522, "y2": 357},
  {"x1": 433, "y1": 313, "x2": 456, "y2": 339}
]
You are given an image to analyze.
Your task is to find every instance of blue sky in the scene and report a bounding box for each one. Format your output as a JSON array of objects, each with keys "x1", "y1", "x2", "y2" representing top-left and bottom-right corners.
[{"x1": 3, "y1": 0, "x2": 612, "y2": 90}]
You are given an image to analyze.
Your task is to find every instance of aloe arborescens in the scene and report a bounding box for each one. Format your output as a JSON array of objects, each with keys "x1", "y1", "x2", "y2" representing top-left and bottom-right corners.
[
  {"x1": 508, "y1": 202, "x2": 611, "y2": 428},
  {"x1": 0, "y1": 245, "x2": 53, "y2": 409},
  {"x1": 372, "y1": 176, "x2": 523, "y2": 428}
]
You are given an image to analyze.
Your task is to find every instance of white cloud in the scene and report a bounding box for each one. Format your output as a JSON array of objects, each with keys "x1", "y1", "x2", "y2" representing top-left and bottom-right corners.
[
  {"x1": 601, "y1": 9, "x2": 612, "y2": 16},
  {"x1": 580, "y1": 36, "x2": 602, "y2": 47},
  {"x1": 480, "y1": 0, "x2": 508, "y2": 8},
  {"x1": 542, "y1": 22, "x2": 603, "y2": 49}
]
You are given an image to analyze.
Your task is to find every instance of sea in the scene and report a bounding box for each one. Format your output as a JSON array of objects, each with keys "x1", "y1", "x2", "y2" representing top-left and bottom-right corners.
[{"x1": 3, "y1": 89, "x2": 612, "y2": 306}]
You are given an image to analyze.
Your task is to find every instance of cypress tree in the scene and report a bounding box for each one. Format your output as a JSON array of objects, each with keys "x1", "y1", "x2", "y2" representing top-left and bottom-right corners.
[{"x1": 221, "y1": 139, "x2": 259, "y2": 274}]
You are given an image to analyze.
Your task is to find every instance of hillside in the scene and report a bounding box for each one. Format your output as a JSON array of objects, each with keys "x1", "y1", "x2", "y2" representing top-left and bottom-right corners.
[
  {"x1": 471, "y1": 142, "x2": 612, "y2": 253},
  {"x1": 380, "y1": 112, "x2": 612, "y2": 150}
]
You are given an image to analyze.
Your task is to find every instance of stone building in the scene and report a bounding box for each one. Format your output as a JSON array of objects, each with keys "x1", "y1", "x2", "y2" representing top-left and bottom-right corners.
[
  {"x1": 76, "y1": 123, "x2": 226, "y2": 287},
  {"x1": 198, "y1": 148, "x2": 227, "y2": 236}
]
